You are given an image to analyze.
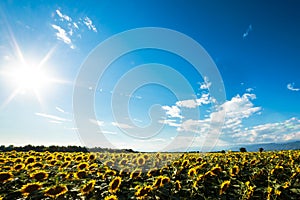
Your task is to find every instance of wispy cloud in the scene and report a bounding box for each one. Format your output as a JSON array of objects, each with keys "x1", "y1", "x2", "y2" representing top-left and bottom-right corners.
[
  {"x1": 199, "y1": 76, "x2": 212, "y2": 90},
  {"x1": 55, "y1": 106, "x2": 67, "y2": 114},
  {"x1": 111, "y1": 122, "x2": 133, "y2": 129},
  {"x1": 89, "y1": 119, "x2": 104, "y2": 126},
  {"x1": 51, "y1": 24, "x2": 74, "y2": 49},
  {"x1": 56, "y1": 9, "x2": 72, "y2": 21},
  {"x1": 243, "y1": 24, "x2": 252, "y2": 39},
  {"x1": 176, "y1": 93, "x2": 210, "y2": 108},
  {"x1": 83, "y1": 17, "x2": 97, "y2": 32},
  {"x1": 161, "y1": 105, "x2": 183, "y2": 119},
  {"x1": 159, "y1": 119, "x2": 181, "y2": 127},
  {"x1": 51, "y1": 8, "x2": 97, "y2": 49},
  {"x1": 287, "y1": 83, "x2": 300, "y2": 91},
  {"x1": 101, "y1": 130, "x2": 117, "y2": 135},
  {"x1": 35, "y1": 112, "x2": 71, "y2": 122},
  {"x1": 231, "y1": 117, "x2": 300, "y2": 143}
]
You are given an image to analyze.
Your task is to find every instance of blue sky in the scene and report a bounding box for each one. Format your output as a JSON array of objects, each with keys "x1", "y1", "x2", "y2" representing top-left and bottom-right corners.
[{"x1": 0, "y1": 0, "x2": 299, "y2": 151}]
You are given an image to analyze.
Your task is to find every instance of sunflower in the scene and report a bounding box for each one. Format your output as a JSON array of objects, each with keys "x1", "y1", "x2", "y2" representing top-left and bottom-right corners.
[
  {"x1": 59, "y1": 161, "x2": 71, "y2": 170},
  {"x1": 0, "y1": 158, "x2": 6, "y2": 164},
  {"x1": 105, "y1": 169, "x2": 117, "y2": 177},
  {"x1": 77, "y1": 162, "x2": 89, "y2": 170},
  {"x1": 104, "y1": 160, "x2": 114, "y2": 167},
  {"x1": 130, "y1": 169, "x2": 142, "y2": 179},
  {"x1": 0, "y1": 171, "x2": 13, "y2": 183},
  {"x1": 46, "y1": 156, "x2": 53, "y2": 161},
  {"x1": 135, "y1": 185, "x2": 152, "y2": 199},
  {"x1": 44, "y1": 185, "x2": 68, "y2": 198},
  {"x1": 89, "y1": 163, "x2": 98, "y2": 171},
  {"x1": 181, "y1": 159, "x2": 189, "y2": 167},
  {"x1": 49, "y1": 160, "x2": 57, "y2": 166},
  {"x1": 147, "y1": 168, "x2": 158, "y2": 177},
  {"x1": 31, "y1": 162, "x2": 44, "y2": 169},
  {"x1": 271, "y1": 165, "x2": 284, "y2": 175},
  {"x1": 210, "y1": 165, "x2": 222, "y2": 176},
  {"x1": 188, "y1": 167, "x2": 197, "y2": 177},
  {"x1": 162, "y1": 176, "x2": 170, "y2": 185},
  {"x1": 153, "y1": 176, "x2": 163, "y2": 188},
  {"x1": 175, "y1": 180, "x2": 181, "y2": 191},
  {"x1": 75, "y1": 155, "x2": 83, "y2": 162},
  {"x1": 80, "y1": 180, "x2": 96, "y2": 195},
  {"x1": 13, "y1": 163, "x2": 25, "y2": 171},
  {"x1": 109, "y1": 176, "x2": 122, "y2": 194},
  {"x1": 75, "y1": 170, "x2": 87, "y2": 179},
  {"x1": 88, "y1": 154, "x2": 96, "y2": 161},
  {"x1": 104, "y1": 194, "x2": 118, "y2": 200},
  {"x1": 25, "y1": 156, "x2": 35, "y2": 164},
  {"x1": 31, "y1": 170, "x2": 48, "y2": 181},
  {"x1": 219, "y1": 180, "x2": 230, "y2": 195},
  {"x1": 65, "y1": 156, "x2": 72, "y2": 161},
  {"x1": 57, "y1": 172, "x2": 68, "y2": 180},
  {"x1": 230, "y1": 165, "x2": 240, "y2": 176},
  {"x1": 118, "y1": 159, "x2": 128, "y2": 166},
  {"x1": 14, "y1": 158, "x2": 23, "y2": 163},
  {"x1": 172, "y1": 160, "x2": 180, "y2": 167},
  {"x1": 119, "y1": 167, "x2": 130, "y2": 176},
  {"x1": 137, "y1": 156, "x2": 146, "y2": 166},
  {"x1": 20, "y1": 182, "x2": 42, "y2": 196},
  {"x1": 56, "y1": 154, "x2": 63, "y2": 160}
]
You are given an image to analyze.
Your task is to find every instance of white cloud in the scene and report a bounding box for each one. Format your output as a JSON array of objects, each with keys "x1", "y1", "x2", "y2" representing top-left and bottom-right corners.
[
  {"x1": 243, "y1": 24, "x2": 252, "y2": 39},
  {"x1": 49, "y1": 120, "x2": 63, "y2": 124},
  {"x1": 230, "y1": 117, "x2": 300, "y2": 143},
  {"x1": 162, "y1": 105, "x2": 183, "y2": 118},
  {"x1": 287, "y1": 83, "x2": 300, "y2": 91},
  {"x1": 111, "y1": 122, "x2": 133, "y2": 129},
  {"x1": 162, "y1": 92, "x2": 261, "y2": 141},
  {"x1": 51, "y1": 9, "x2": 98, "y2": 49},
  {"x1": 51, "y1": 24, "x2": 74, "y2": 48},
  {"x1": 246, "y1": 88, "x2": 254, "y2": 92},
  {"x1": 101, "y1": 130, "x2": 117, "y2": 135},
  {"x1": 56, "y1": 9, "x2": 72, "y2": 21},
  {"x1": 89, "y1": 119, "x2": 104, "y2": 126},
  {"x1": 35, "y1": 112, "x2": 70, "y2": 122},
  {"x1": 177, "y1": 119, "x2": 210, "y2": 134},
  {"x1": 199, "y1": 76, "x2": 212, "y2": 90},
  {"x1": 73, "y1": 22, "x2": 79, "y2": 29},
  {"x1": 55, "y1": 106, "x2": 67, "y2": 114},
  {"x1": 220, "y1": 93, "x2": 260, "y2": 119},
  {"x1": 176, "y1": 93, "x2": 210, "y2": 108},
  {"x1": 83, "y1": 17, "x2": 97, "y2": 32},
  {"x1": 133, "y1": 118, "x2": 143, "y2": 123},
  {"x1": 159, "y1": 119, "x2": 181, "y2": 127}
]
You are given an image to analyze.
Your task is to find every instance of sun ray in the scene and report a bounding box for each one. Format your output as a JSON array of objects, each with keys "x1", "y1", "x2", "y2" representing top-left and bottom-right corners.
[
  {"x1": 0, "y1": 7, "x2": 72, "y2": 110},
  {"x1": 0, "y1": 88, "x2": 21, "y2": 110},
  {"x1": 37, "y1": 45, "x2": 58, "y2": 69},
  {"x1": 0, "y1": 7, "x2": 26, "y2": 65}
]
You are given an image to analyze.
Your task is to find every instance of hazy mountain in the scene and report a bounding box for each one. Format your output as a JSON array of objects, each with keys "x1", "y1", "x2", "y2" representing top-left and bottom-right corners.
[{"x1": 168, "y1": 141, "x2": 300, "y2": 152}]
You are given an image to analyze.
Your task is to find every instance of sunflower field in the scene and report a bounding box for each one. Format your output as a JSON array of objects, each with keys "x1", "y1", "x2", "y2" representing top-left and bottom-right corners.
[{"x1": 1, "y1": 150, "x2": 300, "y2": 199}]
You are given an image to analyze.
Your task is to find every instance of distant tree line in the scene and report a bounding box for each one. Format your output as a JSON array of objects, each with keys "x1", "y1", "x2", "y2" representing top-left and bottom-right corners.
[{"x1": 0, "y1": 144, "x2": 136, "y2": 153}]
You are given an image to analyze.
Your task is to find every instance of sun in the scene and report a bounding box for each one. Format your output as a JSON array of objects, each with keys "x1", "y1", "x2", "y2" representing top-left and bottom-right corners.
[
  {"x1": 9, "y1": 65, "x2": 51, "y2": 93},
  {"x1": 1, "y1": 60, "x2": 57, "y2": 107},
  {"x1": 0, "y1": 51, "x2": 65, "y2": 109}
]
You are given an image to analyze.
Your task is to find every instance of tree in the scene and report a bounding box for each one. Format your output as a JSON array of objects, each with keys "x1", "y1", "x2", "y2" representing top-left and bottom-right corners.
[
  {"x1": 259, "y1": 147, "x2": 264, "y2": 152},
  {"x1": 240, "y1": 147, "x2": 247, "y2": 152}
]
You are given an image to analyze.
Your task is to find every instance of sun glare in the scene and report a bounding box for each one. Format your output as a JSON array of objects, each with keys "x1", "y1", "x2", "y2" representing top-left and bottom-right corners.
[
  {"x1": 0, "y1": 54, "x2": 66, "y2": 109},
  {"x1": 10, "y1": 66, "x2": 50, "y2": 92}
]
